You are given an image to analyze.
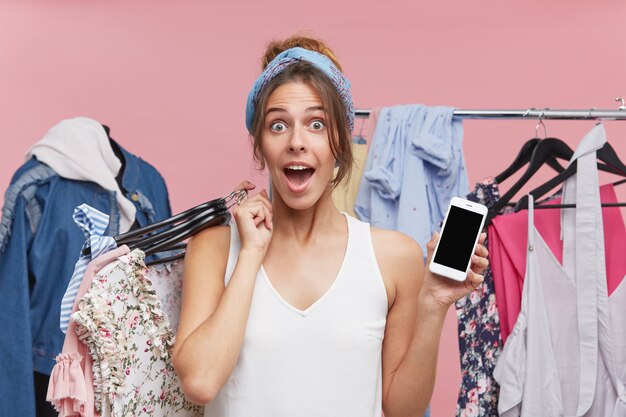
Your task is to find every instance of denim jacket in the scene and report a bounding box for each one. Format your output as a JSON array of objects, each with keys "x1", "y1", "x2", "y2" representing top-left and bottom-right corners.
[{"x1": 0, "y1": 142, "x2": 171, "y2": 417}]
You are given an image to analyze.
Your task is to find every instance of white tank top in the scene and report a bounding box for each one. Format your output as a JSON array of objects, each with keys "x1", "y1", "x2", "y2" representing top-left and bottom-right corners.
[{"x1": 204, "y1": 213, "x2": 388, "y2": 417}]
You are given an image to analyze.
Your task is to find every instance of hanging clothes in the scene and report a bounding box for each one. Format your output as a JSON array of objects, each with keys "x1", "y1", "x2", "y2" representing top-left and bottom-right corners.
[
  {"x1": 26, "y1": 117, "x2": 137, "y2": 233},
  {"x1": 354, "y1": 105, "x2": 468, "y2": 252},
  {"x1": 59, "y1": 204, "x2": 118, "y2": 333},
  {"x1": 455, "y1": 176, "x2": 504, "y2": 417},
  {"x1": 0, "y1": 121, "x2": 171, "y2": 417},
  {"x1": 332, "y1": 109, "x2": 379, "y2": 216},
  {"x1": 48, "y1": 245, "x2": 130, "y2": 417},
  {"x1": 493, "y1": 124, "x2": 626, "y2": 416},
  {"x1": 49, "y1": 249, "x2": 188, "y2": 417},
  {"x1": 146, "y1": 259, "x2": 185, "y2": 333},
  {"x1": 489, "y1": 184, "x2": 625, "y2": 342},
  {"x1": 332, "y1": 143, "x2": 369, "y2": 217},
  {"x1": 71, "y1": 249, "x2": 202, "y2": 417}
]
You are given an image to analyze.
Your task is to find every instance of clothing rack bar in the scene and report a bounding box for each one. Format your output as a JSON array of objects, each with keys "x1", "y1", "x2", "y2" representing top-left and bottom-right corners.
[
  {"x1": 529, "y1": 203, "x2": 626, "y2": 209},
  {"x1": 354, "y1": 108, "x2": 626, "y2": 120}
]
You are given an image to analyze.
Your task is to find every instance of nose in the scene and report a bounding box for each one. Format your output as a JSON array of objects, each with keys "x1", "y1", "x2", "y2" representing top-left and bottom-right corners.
[{"x1": 288, "y1": 126, "x2": 307, "y2": 153}]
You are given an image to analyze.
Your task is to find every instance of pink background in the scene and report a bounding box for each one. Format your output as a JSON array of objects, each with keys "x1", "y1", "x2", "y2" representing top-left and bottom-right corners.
[{"x1": 2, "y1": 1, "x2": 626, "y2": 415}]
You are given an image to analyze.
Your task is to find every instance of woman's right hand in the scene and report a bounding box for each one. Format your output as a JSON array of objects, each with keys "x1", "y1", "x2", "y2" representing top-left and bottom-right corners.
[{"x1": 233, "y1": 181, "x2": 273, "y2": 256}]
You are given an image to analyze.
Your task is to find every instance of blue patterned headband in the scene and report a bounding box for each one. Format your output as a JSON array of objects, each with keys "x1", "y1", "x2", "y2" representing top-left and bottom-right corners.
[{"x1": 245, "y1": 47, "x2": 354, "y2": 134}]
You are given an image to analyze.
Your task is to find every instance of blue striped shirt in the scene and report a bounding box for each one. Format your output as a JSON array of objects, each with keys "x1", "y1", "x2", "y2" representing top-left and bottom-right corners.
[{"x1": 59, "y1": 204, "x2": 117, "y2": 333}]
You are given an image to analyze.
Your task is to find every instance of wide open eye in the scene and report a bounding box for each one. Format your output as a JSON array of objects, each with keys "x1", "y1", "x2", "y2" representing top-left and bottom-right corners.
[
  {"x1": 270, "y1": 121, "x2": 288, "y2": 132},
  {"x1": 309, "y1": 120, "x2": 326, "y2": 131}
]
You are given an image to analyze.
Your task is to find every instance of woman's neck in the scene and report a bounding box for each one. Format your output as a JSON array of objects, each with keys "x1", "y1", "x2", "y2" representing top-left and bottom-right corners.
[{"x1": 270, "y1": 187, "x2": 344, "y2": 243}]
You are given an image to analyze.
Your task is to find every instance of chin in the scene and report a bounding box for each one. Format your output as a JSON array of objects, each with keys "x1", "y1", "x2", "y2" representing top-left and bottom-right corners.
[
  {"x1": 274, "y1": 184, "x2": 325, "y2": 211},
  {"x1": 280, "y1": 194, "x2": 320, "y2": 211}
]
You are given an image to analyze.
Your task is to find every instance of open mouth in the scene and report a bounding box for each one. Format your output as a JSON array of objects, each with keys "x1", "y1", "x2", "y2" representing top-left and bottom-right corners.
[{"x1": 283, "y1": 165, "x2": 315, "y2": 191}]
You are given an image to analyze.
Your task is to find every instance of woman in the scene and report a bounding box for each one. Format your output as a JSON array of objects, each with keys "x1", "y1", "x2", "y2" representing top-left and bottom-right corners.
[{"x1": 172, "y1": 36, "x2": 488, "y2": 417}]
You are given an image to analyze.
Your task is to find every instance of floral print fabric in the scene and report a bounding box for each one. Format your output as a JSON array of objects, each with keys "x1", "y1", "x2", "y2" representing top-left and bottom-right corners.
[
  {"x1": 147, "y1": 259, "x2": 185, "y2": 333},
  {"x1": 72, "y1": 250, "x2": 202, "y2": 417},
  {"x1": 454, "y1": 177, "x2": 503, "y2": 417}
]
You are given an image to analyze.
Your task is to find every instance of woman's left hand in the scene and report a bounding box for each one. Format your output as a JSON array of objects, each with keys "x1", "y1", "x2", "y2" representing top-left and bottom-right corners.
[{"x1": 420, "y1": 232, "x2": 489, "y2": 311}]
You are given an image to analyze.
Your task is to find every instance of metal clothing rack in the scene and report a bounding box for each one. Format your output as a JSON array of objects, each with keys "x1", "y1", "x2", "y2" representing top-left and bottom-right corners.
[{"x1": 354, "y1": 98, "x2": 626, "y2": 120}]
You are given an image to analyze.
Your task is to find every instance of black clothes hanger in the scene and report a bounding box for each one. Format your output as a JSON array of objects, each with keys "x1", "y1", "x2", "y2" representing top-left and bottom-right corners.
[
  {"x1": 127, "y1": 204, "x2": 227, "y2": 252},
  {"x1": 122, "y1": 189, "x2": 246, "y2": 264},
  {"x1": 486, "y1": 138, "x2": 576, "y2": 224},
  {"x1": 82, "y1": 196, "x2": 222, "y2": 255},
  {"x1": 120, "y1": 189, "x2": 245, "y2": 248},
  {"x1": 143, "y1": 243, "x2": 187, "y2": 267},
  {"x1": 143, "y1": 208, "x2": 230, "y2": 258},
  {"x1": 82, "y1": 189, "x2": 246, "y2": 256},
  {"x1": 494, "y1": 138, "x2": 566, "y2": 184},
  {"x1": 145, "y1": 251, "x2": 186, "y2": 267},
  {"x1": 115, "y1": 195, "x2": 228, "y2": 246},
  {"x1": 116, "y1": 188, "x2": 246, "y2": 245},
  {"x1": 141, "y1": 208, "x2": 231, "y2": 266},
  {"x1": 513, "y1": 141, "x2": 626, "y2": 211}
]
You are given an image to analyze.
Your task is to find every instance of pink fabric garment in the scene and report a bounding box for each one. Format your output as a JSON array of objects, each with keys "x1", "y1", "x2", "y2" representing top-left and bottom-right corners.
[
  {"x1": 489, "y1": 184, "x2": 626, "y2": 343},
  {"x1": 47, "y1": 245, "x2": 130, "y2": 417}
]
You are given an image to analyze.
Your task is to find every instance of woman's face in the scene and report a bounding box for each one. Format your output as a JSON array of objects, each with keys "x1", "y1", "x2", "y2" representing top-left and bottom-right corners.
[{"x1": 261, "y1": 81, "x2": 336, "y2": 210}]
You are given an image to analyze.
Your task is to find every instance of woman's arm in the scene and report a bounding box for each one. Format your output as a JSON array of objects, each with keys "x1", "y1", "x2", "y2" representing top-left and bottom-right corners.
[
  {"x1": 375, "y1": 230, "x2": 487, "y2": 417},
  {"x1": 172, "y1": 185, "x2": 273, "y2": 404}
]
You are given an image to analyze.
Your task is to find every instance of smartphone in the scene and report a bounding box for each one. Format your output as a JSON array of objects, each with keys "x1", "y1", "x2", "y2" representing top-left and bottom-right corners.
[{"x1": 429, "y1": 197, "x2": 488, "y2": 282}]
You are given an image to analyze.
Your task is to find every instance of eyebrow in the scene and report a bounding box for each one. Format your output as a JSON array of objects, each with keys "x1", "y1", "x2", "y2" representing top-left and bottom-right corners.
[{"x1": 265, "y1": 106, "x2": 326, "y2": 116}]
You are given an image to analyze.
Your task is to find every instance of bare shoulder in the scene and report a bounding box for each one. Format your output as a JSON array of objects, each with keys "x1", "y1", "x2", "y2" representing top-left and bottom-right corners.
[
  {"x1": 370, "y1": 227, "x2": 425, "y2": 306},
  {"x1": 370, "y1": 226, "x2": 424, "y2": 269},
  {"x1": 183, "y1": 224, "x2": 232, "y2": 282},
  {"x1": 186, "y1": 224, "x2": 231, "y2": 256}
]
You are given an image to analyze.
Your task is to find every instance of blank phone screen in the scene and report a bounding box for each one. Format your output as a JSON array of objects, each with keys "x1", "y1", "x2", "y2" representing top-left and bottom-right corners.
[{"x1": 433, "y1": 206, "x2": 484, "y2": 271}]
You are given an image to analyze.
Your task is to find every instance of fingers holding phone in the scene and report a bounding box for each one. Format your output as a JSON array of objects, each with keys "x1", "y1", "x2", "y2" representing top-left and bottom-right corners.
[{"x1": 470, "y1": 234, "x2": 489, "y2": 274}]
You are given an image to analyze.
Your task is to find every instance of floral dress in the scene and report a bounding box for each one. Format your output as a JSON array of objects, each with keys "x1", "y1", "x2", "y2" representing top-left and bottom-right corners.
[
  {"x1": 454, "y1": 177, "x2": 504, "y2": 417},
  {"x1": 147, "y1": 259, "x2": 185, "y2": 333},
  {"x1": 73, "y1": 250, "x2": 202, "y2": 417}
]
